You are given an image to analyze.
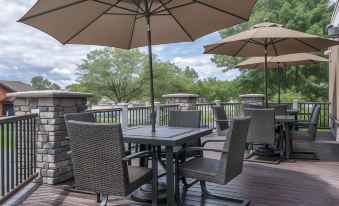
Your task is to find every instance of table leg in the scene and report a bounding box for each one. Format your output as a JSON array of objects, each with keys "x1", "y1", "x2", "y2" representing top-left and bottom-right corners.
[
  {"x1": 285, "y1": 123, "x2": 290, "y2": 160},
  {"x1": 166, "y1": 146, "x2": 175, "y2": 206}
]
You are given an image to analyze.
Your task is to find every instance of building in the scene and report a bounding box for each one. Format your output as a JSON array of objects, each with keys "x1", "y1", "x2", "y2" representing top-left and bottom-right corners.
[
  {"x1": 327, "y1": 0, "x2": 339, "y2": 142},
  {"x1": 0, "y1": 80, "x2": 35, "y2": 116}
]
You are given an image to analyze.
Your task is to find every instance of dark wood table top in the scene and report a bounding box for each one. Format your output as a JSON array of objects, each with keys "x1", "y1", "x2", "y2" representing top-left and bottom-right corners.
[{"x1": 123, "y1": 126, "x2": 213, "y2": 146}]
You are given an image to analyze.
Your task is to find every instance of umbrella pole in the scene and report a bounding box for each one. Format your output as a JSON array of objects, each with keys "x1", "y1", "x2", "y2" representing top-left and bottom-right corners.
[
  {"x1": 278, "y1": 64, "x2": 281, "y2": 104},
  {"x1": 145, "y1": 3, "x2": 156, "y2": 133},
  {"x1": 264, "y1": 41, "x2": 268, "y2": 107}
]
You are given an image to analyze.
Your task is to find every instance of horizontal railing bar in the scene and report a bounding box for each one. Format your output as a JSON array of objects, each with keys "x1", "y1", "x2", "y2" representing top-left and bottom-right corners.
[
  {"x1": 0, "y1": 172, "x2": 39, "y2": 205},
  {"x1": 0, "y1": 114, "x2": 38, "y2": 124}
]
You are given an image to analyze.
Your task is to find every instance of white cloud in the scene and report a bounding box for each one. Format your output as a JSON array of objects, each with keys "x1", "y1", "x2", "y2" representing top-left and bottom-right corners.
[
  {"x1": 0, "y1": 0, "x2": 100, "y2": 87},
  {"x1": 172, "y1": 55, "x2": 240, "y2": 80},
  {"x1": 0, "y1": 0, "x2": 232, "y2": 88},
  {"x1": 50, "y1": 68, "x2": 72, "y2": 75}
]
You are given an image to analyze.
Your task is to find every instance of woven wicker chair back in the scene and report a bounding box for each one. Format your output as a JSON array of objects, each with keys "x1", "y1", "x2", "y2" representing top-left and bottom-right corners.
[
  {"x1": 308, "y1": 104, "x2": 321, "y2": 140},
  {"x1": 217, "y1": 117, "x2": 251, "y2": 183},
  {"x1": 269, "y1": 104, "x2": 288, "y2": 115},
  {"x1": 244, "y1": 108, "x2": 276, "y2": 144},
  {"x1": 67, "y1": 121, "x2": 129, "y2": 196},
  {"x1": 212, "y1": 106, "x2": 229, "y2": 131}
]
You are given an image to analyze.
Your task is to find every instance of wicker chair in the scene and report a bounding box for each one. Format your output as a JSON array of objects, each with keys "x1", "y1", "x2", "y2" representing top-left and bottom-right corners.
[
  {"x1": 290, "y1": 104, "x2": 321, "y2": 160},
  {"x1": 244, "y1": 108, "x2": 284, "y2": 164},
  {"x1": 67, "y1": 121, "x2": 158, "y2": 206},
  {"x1": 64, "y1": 112, "x2": 133, "y2": 161},
  {"x1": 211, "y1": 106, "x2": 230, "y2": 136},
  {"x1": 294, "y1": 104, "x2": 318, "y2": 129},
  {"x1": 175, "y1": 117, "x2": 251, "y2": 206},
  {"x1": 159, "y1": 110, "x2": 201, "y2": 188},
  {"x1": 269, "y1": 104, "x2": 288, "y2": 115}
]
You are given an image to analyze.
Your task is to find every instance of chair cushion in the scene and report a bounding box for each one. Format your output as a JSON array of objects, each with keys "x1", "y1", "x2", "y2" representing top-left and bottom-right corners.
[
  {"x1": 127, "y1": 166, "x2": 152, "y2": 194},
  {"x1": 179, "y1": 157, "x2": 219, "y2": 183},
  {"x1": 291, "y1": 131, "x2": 314, "y2": 141}
]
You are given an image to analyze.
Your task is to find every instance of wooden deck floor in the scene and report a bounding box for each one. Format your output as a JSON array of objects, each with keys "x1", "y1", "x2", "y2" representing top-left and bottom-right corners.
[{"x1": 4, "y1": 132, "x2": 339, "y2": 206}]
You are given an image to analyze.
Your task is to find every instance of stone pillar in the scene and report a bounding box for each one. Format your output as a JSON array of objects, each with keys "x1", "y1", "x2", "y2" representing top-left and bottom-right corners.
[
  {"x1": 7, "y1": 90, "x2": 92, "y2": 185},
  {"x1": 118, "y1": 103, "x2": 129, "y2": 129},
  {"x1": 214, "y1": 100, "x2": 221, "y2": 107},
  {"x1": 162, "y1": 93, "x2": 199, "y2": 110}
]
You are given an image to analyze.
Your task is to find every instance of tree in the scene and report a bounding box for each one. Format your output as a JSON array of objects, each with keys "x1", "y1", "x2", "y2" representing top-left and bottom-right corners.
[
  {"x1": 193, "y1": 78, "x2": 234, "y2": 102},
  {"x1": 211, "y1": 0, "x2": 334, "y2": 101},
  {"x1": 31, "y1": 76, "x2": 61, "y2": 90},
  {"x1": 77, "y1": 48, "x2": 145, "y2": 104},
  {"x1": 140, "y1": 58, "x2": 197, "y2": 101}
]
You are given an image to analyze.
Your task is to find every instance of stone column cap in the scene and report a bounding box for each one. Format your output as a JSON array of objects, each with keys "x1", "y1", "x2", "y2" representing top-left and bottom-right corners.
[{"x1": 7, "y1": 90, "x2": 93, "y2": 98}]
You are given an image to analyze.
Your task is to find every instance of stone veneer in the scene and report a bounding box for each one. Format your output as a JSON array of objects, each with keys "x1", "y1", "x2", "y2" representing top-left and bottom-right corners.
[
  {"x1": 162, "y1": 93, "x2": 198, "y2": 110},
  {"x1": 7, "y1": 90, "x2": 92, "y2": 184}
]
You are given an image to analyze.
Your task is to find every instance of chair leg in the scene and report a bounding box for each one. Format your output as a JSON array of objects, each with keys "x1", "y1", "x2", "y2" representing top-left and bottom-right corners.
[
  {"x1": 100, "y1": 194, "x2": 108, "y2": 206},
  {"x1": 200, "y1": 181, "x2": 250, "y2": 206},
  {"x1": 96, "y1": 193, "x2": 101, "y2": 203},
  {"x1": 152, "y1": 154, "x2": 158, "y2": 206}
]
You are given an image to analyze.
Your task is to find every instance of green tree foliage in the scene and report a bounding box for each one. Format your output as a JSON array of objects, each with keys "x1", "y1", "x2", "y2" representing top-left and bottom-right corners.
[
  {"x1": 76, "y1": 48, "x2": 145, "y2": 104},
  {"x1": 211, "y1": 0, "x2": 334, "y2": 101},
  {"x1": 74, "y1": 48, "x2": 198, "y2": 103},
  {"x1": 193, "y1": 78, "x2": 234, "y2": 102},
  {"x1": 31, "y1": 76, "x2": 61, "y2": 90}
]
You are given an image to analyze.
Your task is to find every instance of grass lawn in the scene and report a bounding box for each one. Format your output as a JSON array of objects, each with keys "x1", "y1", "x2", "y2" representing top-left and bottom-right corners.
[{"x1": 0, "y1": 124, "x2": 13, "y2": 149}]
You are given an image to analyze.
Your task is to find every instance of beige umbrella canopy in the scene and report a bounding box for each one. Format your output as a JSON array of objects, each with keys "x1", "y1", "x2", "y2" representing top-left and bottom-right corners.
[
  {"x1": 236, "y1": 53, "x2": 329, "y2": 103},
  {"x1": 19, "y1": 0, "x2": 257, "y2": 132},
  {"x1": 204, "y1": 22, "x2": 339, "y2": 106},
  {"x1": 236, "y1": 53, "x2": 328, "y2": 69}
]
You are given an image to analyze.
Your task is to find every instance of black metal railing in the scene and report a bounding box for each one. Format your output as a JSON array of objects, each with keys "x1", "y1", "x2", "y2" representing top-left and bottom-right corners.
[
  {"x1": 89, "y1": 102, "x2": 330, "y2": 129},
  {"x1": 91, "y1": 108, "x2": 122, "y2": 123},
  {"x1": 0, "y1": 114, "x2": 38, "y2": 204}
]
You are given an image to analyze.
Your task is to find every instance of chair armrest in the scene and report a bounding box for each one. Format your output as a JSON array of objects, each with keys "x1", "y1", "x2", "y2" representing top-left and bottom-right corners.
[
  {"x1": 202, "y1": 140, "x2": 225, "y2": 147},
  {"x1": 177, "y1": 147, "x2": 229, "y2": 157},
  {"x1": 122, "y1": 151, "x2": 155, "y2": 161},
  {"x1": 275, "y1": 123, "x2": 283, "y2": 128}
]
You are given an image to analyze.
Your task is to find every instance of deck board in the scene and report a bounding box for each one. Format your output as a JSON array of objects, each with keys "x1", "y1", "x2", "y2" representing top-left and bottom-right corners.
[{"x1": 4, "y1": 132, "x2": 339, "y2": 206}]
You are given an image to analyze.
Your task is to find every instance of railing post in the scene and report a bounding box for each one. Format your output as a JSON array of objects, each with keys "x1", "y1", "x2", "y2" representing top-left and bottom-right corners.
[
  {"x1": 118, "y1": 103, "x2": 129, "y2": 129},
  {"x1": 293, "y1": 100, "x2": 299, "y2": 110},
  {"x1": 155, "y1": 102, "x2": 161, "y2": 126},
  {"x1": 214, "y1": 100, "x2": 221, "y2": 107}
]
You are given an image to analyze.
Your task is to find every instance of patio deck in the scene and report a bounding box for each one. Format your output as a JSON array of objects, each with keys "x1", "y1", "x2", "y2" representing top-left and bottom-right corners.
[{"x1": 4, "y1": 132, "x2": 339, "y2": 206}]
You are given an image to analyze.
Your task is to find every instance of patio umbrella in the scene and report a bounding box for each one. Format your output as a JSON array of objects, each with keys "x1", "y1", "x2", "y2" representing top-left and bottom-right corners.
[
  {"x1": 204, "y1": 22, "x2": 339, "y2": 107},
  {"x1": 19, "y1": 0, "x2": 257, "y2": 132},
  {"x1": 236, "y1": 53, "x2": 329, "y2": 103}
]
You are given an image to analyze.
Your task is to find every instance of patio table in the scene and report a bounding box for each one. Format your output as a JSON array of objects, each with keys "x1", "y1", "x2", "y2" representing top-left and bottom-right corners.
[
  {"x1": 275, "y1": 115, "x2": 296, "y2": 159},
  {"x1": 123, "y1": 125, "x2": 213, "y2": 206}
]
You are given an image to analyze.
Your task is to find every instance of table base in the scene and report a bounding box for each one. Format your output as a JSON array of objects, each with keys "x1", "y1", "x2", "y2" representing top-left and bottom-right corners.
[{"x1": 131, "y1": 182, "x2": 167, "y2": 203}]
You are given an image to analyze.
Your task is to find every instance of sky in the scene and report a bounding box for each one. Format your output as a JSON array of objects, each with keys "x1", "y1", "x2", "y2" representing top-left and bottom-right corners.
[{"x1": 0, "y1": 0, "x2": 240, "y2": 88}]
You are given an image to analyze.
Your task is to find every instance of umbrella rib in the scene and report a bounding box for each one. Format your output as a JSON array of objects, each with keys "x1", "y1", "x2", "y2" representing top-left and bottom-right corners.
[
  {"x1": 271, "y1": 38, "x2": 279, "y2": 56},
  {"x1": 204, "y1": 41, "x2": 228, "y2": 54},
  {"x1": 191, "y1": 0, "x2": 248, "y2": 21},
  {"x1": 128, "y1": 1, "x2": 142, "y2": 49},
  {"x1": 94, "y1": 0, "x2": 144, "y2": 14},
  {"x1": 159, "y1": 0, "x2": 194, "y2": 41},
  {"x1": 294, "y1": 38, "x2": 321, "y2": 51},
  {"x1": 152, "y1": 0, "x2": 173, "y2": 13},
  {"x1": 233, "y1": 40, "x2": 251, "y2": 56},
  {"x1": 18, "y1": 0, "x2": 88, "y2": 22},
  {"x1": 153, "y1": 2, "x2": 195, "y2": 14},
  {"x1": 63, "y1": 0, "x2": 122, "y2": 44},
  {"x1": 132, "y1": 0, "x2": 146, "y2": 13}
]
